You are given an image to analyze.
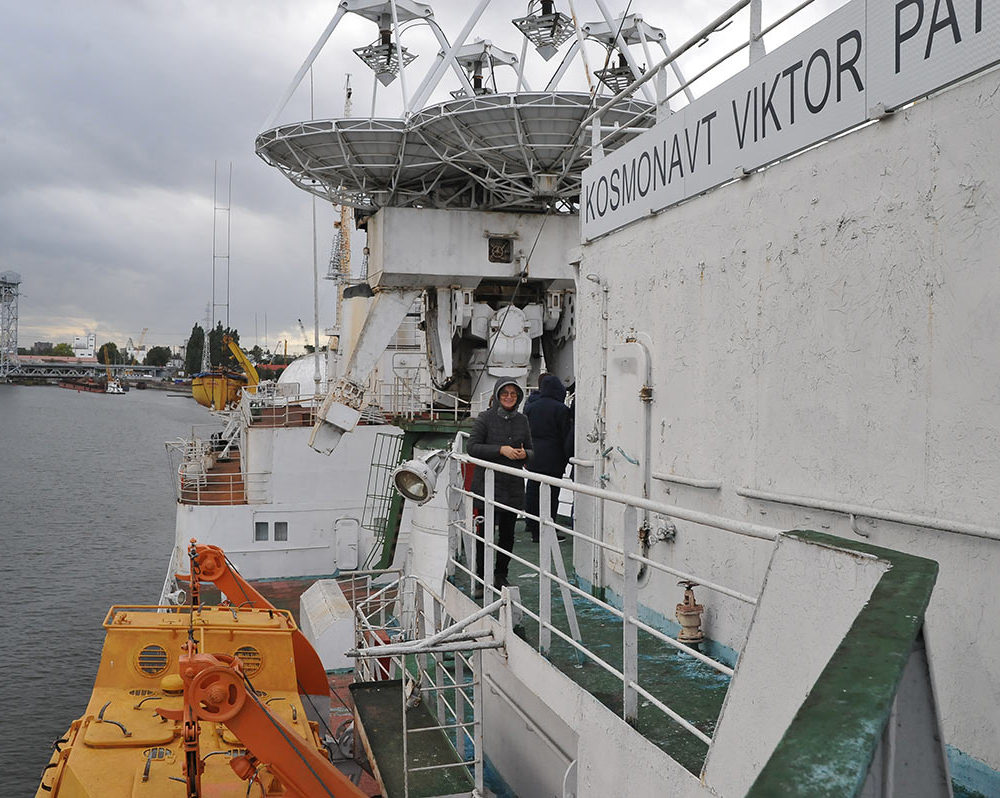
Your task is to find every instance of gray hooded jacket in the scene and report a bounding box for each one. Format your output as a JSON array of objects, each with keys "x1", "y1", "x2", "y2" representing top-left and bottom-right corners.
[{"x1": 468, "y1": 380, "x2": 534, "y2": 507}]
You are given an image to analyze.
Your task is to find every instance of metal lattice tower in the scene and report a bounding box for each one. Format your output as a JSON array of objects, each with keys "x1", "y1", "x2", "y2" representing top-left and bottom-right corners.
[{"x1": 0, "y1": 271, "x2": 22, "y2": 380}]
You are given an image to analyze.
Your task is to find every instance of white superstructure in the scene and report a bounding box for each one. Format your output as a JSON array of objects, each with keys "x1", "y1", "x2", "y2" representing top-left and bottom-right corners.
[{"x1": 224, "y1": 1, "x2": 1000, "y2": 795}]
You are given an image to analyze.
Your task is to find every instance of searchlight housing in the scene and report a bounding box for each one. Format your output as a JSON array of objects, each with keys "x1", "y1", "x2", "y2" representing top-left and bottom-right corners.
[{"x1": 393, "y1": 449, "x2": 449, "y2": 505}]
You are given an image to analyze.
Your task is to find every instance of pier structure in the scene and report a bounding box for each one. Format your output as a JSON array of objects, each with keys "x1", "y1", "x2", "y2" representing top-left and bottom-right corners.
[
  {"x1": 12, "y1": 361, "x2": 166, "y2": 380},
  {"x1": 0, "y1": 271, "x2": 21, "y2": 381}
]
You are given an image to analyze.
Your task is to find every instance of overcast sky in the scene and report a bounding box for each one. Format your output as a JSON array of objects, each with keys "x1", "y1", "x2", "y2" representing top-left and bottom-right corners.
[{"x1": 0, "y1": 0, "x2": 839, "y2": 354}]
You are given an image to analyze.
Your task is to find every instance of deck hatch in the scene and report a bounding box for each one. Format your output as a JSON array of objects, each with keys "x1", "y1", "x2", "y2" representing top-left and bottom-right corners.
[{"x1": 136, "y1": 644, "x2": 169, "y2": 676}]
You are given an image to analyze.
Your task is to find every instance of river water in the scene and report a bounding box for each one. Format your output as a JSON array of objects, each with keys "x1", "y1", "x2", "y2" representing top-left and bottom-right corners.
[{"x1": 0, "y1": 383, "x2": 207, "y2": 793}]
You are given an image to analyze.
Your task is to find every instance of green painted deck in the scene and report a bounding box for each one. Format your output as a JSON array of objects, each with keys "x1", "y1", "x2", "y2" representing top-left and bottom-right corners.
[
  {"x1": 351, "y1": 679, "x2": 475, "y2": 798},
  {"x1": 449, "y1": 519, "x2": 731, "y2": 776}
]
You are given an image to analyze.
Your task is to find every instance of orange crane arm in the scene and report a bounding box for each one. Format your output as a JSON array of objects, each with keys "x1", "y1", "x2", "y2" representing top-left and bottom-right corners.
[
  {"x1": 158, "y1": 648, "x2": 366, "y2": 798},
  {"x1": 177, "y1": 543, "x2": 330, "y2": 696}
]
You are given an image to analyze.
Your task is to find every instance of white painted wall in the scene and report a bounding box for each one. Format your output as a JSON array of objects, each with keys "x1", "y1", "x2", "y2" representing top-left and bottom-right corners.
[
  {"x1": 175, "y1": 423, "x2": 402, "y2": 580},
  {"x1": 368, "y1": 207, "x2": 578, "y2": 289},
  {"x1": 704, "y1": 534, "x2": 887, "y2": 796},
  {"x1": 576, "y1": 71, "x2": 1000, "y2": 773}
]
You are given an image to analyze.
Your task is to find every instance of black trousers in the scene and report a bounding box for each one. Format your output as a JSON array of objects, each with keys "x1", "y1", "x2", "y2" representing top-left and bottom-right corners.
[
  {"x1": 524, "y1": 477, "x2": 561, "y2": 541},
  {"x1": 473, "y1": 502, "x2": 516, "y2": 583}
]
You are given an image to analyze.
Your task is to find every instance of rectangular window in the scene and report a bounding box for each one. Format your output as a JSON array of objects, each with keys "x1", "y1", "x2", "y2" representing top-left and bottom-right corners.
[
  {"x1": 254, "y1": 521, "x2": 269, "y2": 541},
  {"x1": 274, "y1": 521, "x2": 288, "y2": 542}
]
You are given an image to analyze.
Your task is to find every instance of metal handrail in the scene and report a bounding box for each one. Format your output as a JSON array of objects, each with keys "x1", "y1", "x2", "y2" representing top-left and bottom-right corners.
[
  {"x1": 351, "y1": 575, "x2": 488, "y2": 796},
  {"x1": 174, "y1": 467, "x2": 271, "y2": 505},
  {"x1": 442, "y1": 447, "x2": 779, "y2": 751}
]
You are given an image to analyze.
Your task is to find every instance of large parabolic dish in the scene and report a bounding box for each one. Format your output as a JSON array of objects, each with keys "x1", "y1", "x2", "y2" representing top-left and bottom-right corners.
[{"x1": 255, "y1": 92, "x2": 654, "y2": 212}]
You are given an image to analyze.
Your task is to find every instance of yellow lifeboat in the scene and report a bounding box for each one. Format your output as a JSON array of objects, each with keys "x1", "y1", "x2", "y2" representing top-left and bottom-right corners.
[
  {"x1": 191, "y1": 336, "x2": 260, "y2": 410},
  {"x1": 35, "y1": 543, "x2": 365, "y2": 797}
]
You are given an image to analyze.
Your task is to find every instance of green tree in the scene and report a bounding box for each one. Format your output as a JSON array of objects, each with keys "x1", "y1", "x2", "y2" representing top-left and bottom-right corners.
[
  {"x1": 144, "y1": 346, "x2": 172, "y2": 367},
  {"x1": 185, "y1": 324, "x2": 204, "y2": 375},
  {"x1": 207, "y1": 322, "x2": 241, "y2": 370},
  {"x1": 51, "y1": 342, "x2": 74, "y2": 356},
  {"x1": 97, "y1": 342, "x2": 120, "y2": 364},
  {"x1": 249, "y1": 345, "x2": 263, "y2": 363}
]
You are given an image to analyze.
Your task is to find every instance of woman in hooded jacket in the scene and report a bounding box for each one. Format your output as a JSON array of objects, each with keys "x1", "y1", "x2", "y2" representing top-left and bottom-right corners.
[{"x1": 468, "y1": 379, "x2": 533, "y2": 595}]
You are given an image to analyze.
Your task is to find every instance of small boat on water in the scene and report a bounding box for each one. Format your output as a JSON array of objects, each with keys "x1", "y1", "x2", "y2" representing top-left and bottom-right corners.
[
  {"x1": 57, "y1": 378, "x2": 126, "y2": 394},
  {"x1": 57, "y1": 379, "x2": 104, "y2": 393}
]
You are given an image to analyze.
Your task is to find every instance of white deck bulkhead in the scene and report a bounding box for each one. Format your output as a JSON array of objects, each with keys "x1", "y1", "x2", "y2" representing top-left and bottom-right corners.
[{"x1": 576, "y1": 68, "x2": 1000, "y2": 784}]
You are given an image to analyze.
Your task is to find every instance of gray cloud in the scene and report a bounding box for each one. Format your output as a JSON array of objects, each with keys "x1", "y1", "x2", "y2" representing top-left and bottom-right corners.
[{"x1": 0, "y1": 0, "x2": 837, "y2": 350}]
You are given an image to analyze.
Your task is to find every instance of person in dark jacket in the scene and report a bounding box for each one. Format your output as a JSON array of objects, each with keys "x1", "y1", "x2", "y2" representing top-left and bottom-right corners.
[
  {"x1": 524, "y1": 374, "x2": 573, "y2": 542},
  {"x1": 468, "y1": 379, "x2": 533, "y2": 594}
]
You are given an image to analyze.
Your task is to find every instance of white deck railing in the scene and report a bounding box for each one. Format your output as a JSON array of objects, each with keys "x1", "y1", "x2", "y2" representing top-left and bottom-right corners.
[
  {"x1": 444, "y1": 432, "x2": 782, "y2": 749},
  {"x1": 348, "y1": 571, "x2": 492, "y2": 797}
]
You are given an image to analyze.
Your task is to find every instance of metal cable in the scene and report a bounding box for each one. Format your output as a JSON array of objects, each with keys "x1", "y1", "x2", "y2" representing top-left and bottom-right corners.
[{"x1": 240, "y1": 672, "x2": 338, "y2": 798}]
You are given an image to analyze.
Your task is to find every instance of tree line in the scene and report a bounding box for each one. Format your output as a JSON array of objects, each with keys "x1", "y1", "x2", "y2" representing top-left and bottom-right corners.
[
  {"x1": 183, "y1": 322, "x2": 297, "y2": 374},
  {"x1": 19, "y1": 341, "x2": 174, "y2": 366}
]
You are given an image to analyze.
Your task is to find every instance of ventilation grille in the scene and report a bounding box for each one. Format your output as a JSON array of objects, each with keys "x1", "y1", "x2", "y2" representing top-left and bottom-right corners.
[
  {"x1": 130, "y1": 689, "x2": 155, "y2": 697},
  {"x1": 136, "y1": 644, "x2": 169, "y2": 676},
  {"x1": 234, "y1": 646, "x2": 263, "y2": 676}
]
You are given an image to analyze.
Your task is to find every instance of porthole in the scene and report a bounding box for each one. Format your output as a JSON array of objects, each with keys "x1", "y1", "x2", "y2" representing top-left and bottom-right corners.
[
  {"x1": 234, "y1": 646, "x2": 263, "y2": 676},
  {"x1": 136, "y1": 644, "x2": 169, "y2": 676}
]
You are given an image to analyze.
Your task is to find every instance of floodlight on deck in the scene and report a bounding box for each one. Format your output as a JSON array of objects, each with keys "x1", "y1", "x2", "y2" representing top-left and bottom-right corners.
[
  {"x1": 512, "y1": 1, "x2": 576, "y2": 61},
  {"x1": 595, "y1": 55, "x2": 639, "y2": 93},
  {"x1": 393, "y1": 450, "x2": 448, "y2": 505},
  {"x1": 354, "y1": 29, "x2": 417, "y2": 86}
]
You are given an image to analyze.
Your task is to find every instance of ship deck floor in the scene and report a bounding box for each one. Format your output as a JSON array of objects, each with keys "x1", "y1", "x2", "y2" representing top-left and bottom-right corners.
[
  {"x1": 249, "y1": 404, "x2": 315, "y2": 428},
  {"x1": 448, "y1": 519, "x2": 731, "y2": 776},
  {"x1": 178, "y1": 451, "x2": 246, "y2": 505},
  {"x1": 223, "y1": 541, "x2": 730, "y2": 782}
]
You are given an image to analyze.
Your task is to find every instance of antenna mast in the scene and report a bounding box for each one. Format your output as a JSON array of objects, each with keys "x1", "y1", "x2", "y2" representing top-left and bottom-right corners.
[
  {"x1": 212, "y1": 162, "x2": 232, "y2": 332},
  {"x1": 325, "y1": 75, "x2": 355, "y2": 373}
]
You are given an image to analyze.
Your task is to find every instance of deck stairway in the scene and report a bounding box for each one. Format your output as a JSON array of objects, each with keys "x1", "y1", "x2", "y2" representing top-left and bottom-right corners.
[{"x1": 178, "y1": 449, "x2": 247, "y2": 506}]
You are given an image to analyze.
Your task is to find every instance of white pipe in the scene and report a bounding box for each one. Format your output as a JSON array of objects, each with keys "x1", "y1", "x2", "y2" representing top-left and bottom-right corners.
[
  {"x1": 422, "y1": 19, "x2": 476, "y2": 103},
  {"x1": 407, "y1": 0, "x2": 491, "y2": 112},
  {"x1": 593, "y1": 0, "x2": 654, "y2": 103},
  {"x1": 388, "y1": 0, "x2": 410, "y2": 113},
  {"x1": 737, "y1": 487, "x2": 1000, "y2": 542},
  {"x1": 657, "y1": 39, "x2": 695, "y2": 104},
  {"x1": 544, "y1": 40, "x2": 581, "y2": 92},
  {"x1": 515, "y1": 22, "x2": 529, "y2": 91},
  {"x1": 580, "y1": 0, "x2": 751, "y2": 131},
  {"x1": 749, "y1": 0, "x2": 766, "y2": 62},
  {"x1": 564, "y1": 0, "x2": 594, "y2": 94},
  {"x1": 262, "y1": 5, "x2": 347, "y2": 129},
  {"x1": 652, "y1": 471, "x2": 722, "y2": 490},
  {"x1": 394, "y1": 596, "x2": 504, "y2": 650},
  {"x1": 454, "y1": 451, "x2": 779, "y2": 541}
]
